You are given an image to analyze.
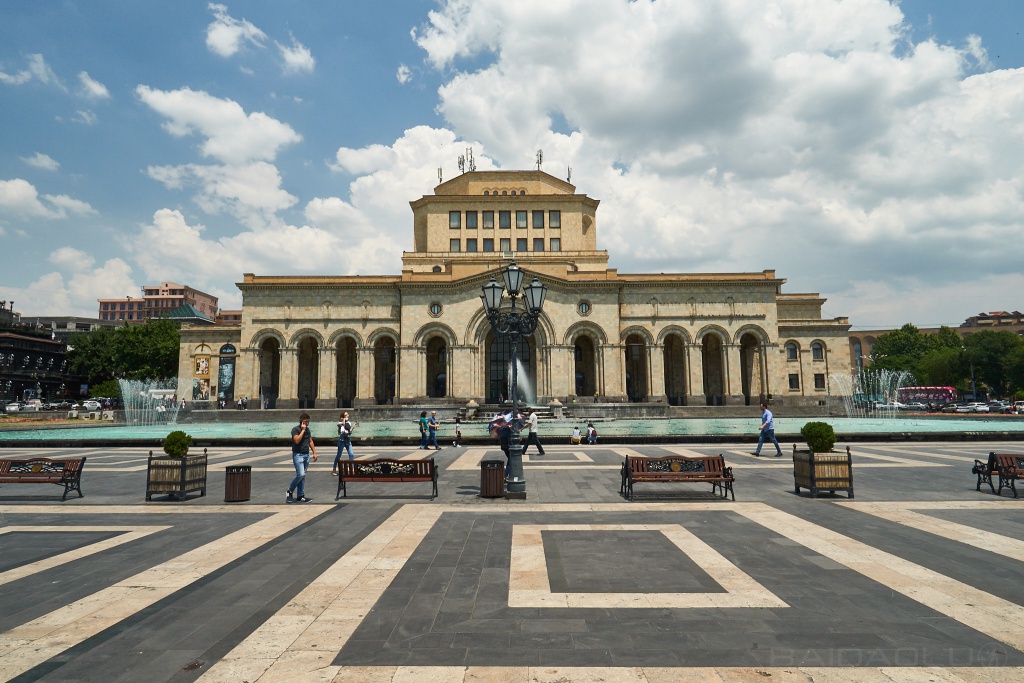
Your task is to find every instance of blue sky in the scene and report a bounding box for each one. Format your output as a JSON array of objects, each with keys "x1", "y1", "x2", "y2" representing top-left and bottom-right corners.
[{"x1": 2, "y1": 0, "x2": 1023, "y2": 329}]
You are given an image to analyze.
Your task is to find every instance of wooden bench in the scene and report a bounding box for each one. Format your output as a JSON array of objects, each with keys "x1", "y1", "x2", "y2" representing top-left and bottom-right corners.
[
  {"x1": 974, "y1": 453, "x2": 1024, "y2": 498},
  {"x1": 622, "y1": 454, "x2": 734, "y2": 501},
  {"x1": 336, "y1": 457, "x2": 438, "y2": 500},
  {"x1": 0, "y1": 457, "x2": 86, "y2": 501}
]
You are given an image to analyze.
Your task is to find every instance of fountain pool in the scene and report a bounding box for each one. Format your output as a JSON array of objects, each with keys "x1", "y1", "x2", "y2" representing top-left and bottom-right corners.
[{"x1": 2, "y1": 415, "x2": 1023, "y2": 445}]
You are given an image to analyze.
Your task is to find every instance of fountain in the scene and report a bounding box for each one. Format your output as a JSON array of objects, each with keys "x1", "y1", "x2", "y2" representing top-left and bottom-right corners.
[
  {"x1": 509, "y1": 358, "x2": 536, "y2": 405},
  {"x1": 117, "y1": 378, "x2": 181, "y2": 427},
  {"x1": 830, "y1": 368, "x2": 915, "y2": 418}
]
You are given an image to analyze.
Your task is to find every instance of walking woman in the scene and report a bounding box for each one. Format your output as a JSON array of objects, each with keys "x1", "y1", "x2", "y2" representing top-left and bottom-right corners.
[
  {"x1": 419, "y1": 410, "x2": 429, "y2": 449},
  {"x1": 332, "y1": 411, "x2": 358, "y2": 474}
]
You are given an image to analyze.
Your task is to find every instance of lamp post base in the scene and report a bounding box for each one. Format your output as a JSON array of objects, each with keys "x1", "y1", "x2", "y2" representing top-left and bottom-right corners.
[
  {"x1": 505, "y1": 441, "x2": 527, "y2": 497},
  {"x1": 504, "y1": 490, "x2": 527, "y2": 500}
]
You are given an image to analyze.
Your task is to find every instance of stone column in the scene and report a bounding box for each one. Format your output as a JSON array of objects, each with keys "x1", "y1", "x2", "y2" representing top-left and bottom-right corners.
[
  {"x1": 398, "y1": 346, "x2": 425, "y2": 403},
  {"x1": 648, "y1": 342, "x2": 667, "y2": 403},
  {"x1": 686, "y1": 343, "x2": 705, "y2": 406},
  {"x1": 277, "y1": 348, "x2": 298, "y2": 409},
  {"x1": 602, "y1": 342, "x2": 624, "y2": 401},
  {"x1": 354, "y1": 347, "x2": 375, "y2": 407},
  {"x1": 725, "y1": 343, "x2": 745, "y2": 404},
  {"x1": 236, "y1": 349, "x2": 257, "y2": 405},
  {"x1": 317, "y1": 347, "x2": 335, "y2": 409}
]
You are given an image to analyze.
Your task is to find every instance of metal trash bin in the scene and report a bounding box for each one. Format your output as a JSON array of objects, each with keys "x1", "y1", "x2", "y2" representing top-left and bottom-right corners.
[
  {"x1": 225, "y1": 465, "x2": 251, "y2": 502},
  {"x1": 480, "y1": 455, "x2": 505, "y2": 498}
]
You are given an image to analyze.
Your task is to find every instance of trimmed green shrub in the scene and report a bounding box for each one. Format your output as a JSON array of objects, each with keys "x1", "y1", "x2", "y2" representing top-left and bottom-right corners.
[
  {"x1": 162, "y1": 430, "x2": 192, "y2": 458},
  {"x1": 800, "y1": 421, "x2": 836, "y2": 454}
]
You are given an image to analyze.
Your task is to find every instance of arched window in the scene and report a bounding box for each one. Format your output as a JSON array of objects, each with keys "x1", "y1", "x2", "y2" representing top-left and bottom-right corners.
[
  {"x1": 785, "y1": 342, "x2": 799, "y2": 361},
  {"x1": 811, "y1": 342, "x2": 825, "y2": 361}
]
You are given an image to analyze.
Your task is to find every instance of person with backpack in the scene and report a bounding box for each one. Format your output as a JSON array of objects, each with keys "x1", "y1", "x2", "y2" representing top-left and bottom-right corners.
[{"x1": 586, "y1": 421, "x2": 598, "y2": 444}]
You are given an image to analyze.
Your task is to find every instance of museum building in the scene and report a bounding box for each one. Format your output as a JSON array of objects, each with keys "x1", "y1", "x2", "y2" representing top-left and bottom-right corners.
[{"x1": 176, "y1": 170, "x2": 851, "y2": 410}]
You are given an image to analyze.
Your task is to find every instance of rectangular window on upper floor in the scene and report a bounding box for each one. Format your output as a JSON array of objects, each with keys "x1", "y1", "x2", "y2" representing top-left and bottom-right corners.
[
  {"x1": 516, "y1": 210, "x2": 528, "y2": 228},
  {"x1": 499, "y1": 211, "x2": 511, "y2": 229},
  {"x1": 516, "y1": 237, "x2": 528, "y2": 251},
  {"x1": 549, "y1": 210, "x2": 560, "y2": 228},
  {"x1": 449, "y1": 211, "x2": 461, "y2": 229},
  {"x1": 550, "y1": 237, "x2": 561, "y2": 251},
  {"x1": 483, "y1": 211, "x2": 494, "y2": 229},
  {"x1": 500, "y1": 238, "x2": 511, "y2": 252},
  {"x1": 466, "y1": 238, "x2": 478, "y2": 252},
  {"x1": 466, "y1": 211, "x2": 478, "y2": 229},
  {"x1": 450, "y1": 239, "x2": 461, "y2": 252},
  {"x1": 533, "y1": 238, "x2": 544, "y2": 251},
  {"x1": 533, "y1": 210, "x2": 544, "y2": 228},
  {"x1": 483, "y1": 238, "x2": 494, "y2": 252}
]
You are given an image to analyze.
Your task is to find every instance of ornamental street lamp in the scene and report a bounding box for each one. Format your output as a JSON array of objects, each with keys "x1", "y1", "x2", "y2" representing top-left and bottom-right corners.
[{"x1": 481, "y1": 261, "x2": 547, "y2": 499}]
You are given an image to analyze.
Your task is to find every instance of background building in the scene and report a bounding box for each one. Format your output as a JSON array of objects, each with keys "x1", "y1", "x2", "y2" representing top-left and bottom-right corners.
[
  {"x1": 99, "y1": 282, "x2": 218, "y2": 323},
  {"x1": 177, "y1": 171, "x2": 851, "y2": 410},
  {"x1": 0, "y1": 302, "x2": 70, "y2": 403}
]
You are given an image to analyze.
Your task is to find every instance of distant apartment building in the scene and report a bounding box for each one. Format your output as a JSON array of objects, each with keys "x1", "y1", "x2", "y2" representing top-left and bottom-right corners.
[
  {"x1": 216, "y1": 309, "x2": 243, "y2": 324},
  {"x1": 98, "y1": 282, "x2": 218, "y2": 323}
]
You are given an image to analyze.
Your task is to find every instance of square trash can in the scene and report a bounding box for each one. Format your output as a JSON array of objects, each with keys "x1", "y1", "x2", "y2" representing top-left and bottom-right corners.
[
  {"x1": 480, "y1": 455, "x2": 505, "y2": 498},
  {"x1": 225, "y1": 465, "x2": 251, "y2": 502}
]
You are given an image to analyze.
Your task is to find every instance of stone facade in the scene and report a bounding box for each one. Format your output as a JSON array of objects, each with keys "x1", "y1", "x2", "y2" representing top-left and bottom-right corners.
[{"x1": 177, "y1": 170, "x2": 850, "y2": 409}]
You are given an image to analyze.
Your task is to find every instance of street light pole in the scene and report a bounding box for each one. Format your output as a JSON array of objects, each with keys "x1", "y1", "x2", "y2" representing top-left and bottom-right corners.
[{"x1": 481, "y1": 261, "x2": 547, "y2": 499}]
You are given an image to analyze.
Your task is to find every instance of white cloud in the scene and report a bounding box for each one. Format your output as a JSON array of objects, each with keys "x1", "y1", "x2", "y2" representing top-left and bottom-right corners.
[
  {"x1": 22, "y1": 153, "x2": 59, "y2": 171},
  {"x1": 205, "y1": 3, "x2": 267, "y2": 57},
  {"x1": 278, "y1": 37, "x2": 315, "y2": 74},
  {"x1": 0, "y1": 178, "x2": 96, "y2": 219},
  {"x1": 6, "y1": 257, "x2": 137, "y2": 318},
  {"x1": 72, "y1": 109, "x2": 98, "y2": 125},
  {"x1": 77, "y1": 71, "x2": 110, "y2": 99},
  {"x1": 0, "y1": 53, "x2": 62, "y2": 88},
  {"x1": 146, "y1": 161, "x2": 297, "y2": 229},
  {"x1": 136, "y1": 86, "x2": 301, "y2": 165},
  {"x1": 396, "y1": 64, "x2": 412, "y2": 84}
]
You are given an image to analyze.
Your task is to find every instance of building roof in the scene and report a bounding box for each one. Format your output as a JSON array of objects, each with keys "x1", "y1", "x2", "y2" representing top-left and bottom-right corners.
[{"x1": 159, "y1": 304, "x2": 216, "y2": 325}]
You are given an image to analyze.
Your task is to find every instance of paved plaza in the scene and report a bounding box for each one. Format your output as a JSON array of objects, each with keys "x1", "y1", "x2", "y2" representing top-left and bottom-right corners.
[{"x1": 0, "y1": 439, "x2": 1023, "y2": 681}]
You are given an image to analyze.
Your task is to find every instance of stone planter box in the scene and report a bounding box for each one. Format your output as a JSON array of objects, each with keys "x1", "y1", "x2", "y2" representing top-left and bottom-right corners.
[
  {"x1": 146, "y1": 449, "x2": 208, "y2": 501},
  {"x1": 792, "y1": 444, "x2": 854, "y2": 498}
]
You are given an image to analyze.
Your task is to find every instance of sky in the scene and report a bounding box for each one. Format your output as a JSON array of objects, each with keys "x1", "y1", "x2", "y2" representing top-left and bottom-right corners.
[{"x1": 2, "y1": 0, "x2": 1023, "y2": 331}]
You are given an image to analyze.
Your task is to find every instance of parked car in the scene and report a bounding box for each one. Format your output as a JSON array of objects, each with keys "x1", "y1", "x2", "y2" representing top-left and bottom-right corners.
[
  {"x1": 1015, "y1": 401, "x2": 1024, "y2": 414},
  {"x1": 965, "y1": 402, "x2": 990, "y2": 413},
  {"x1": 902, "y1": 402, "x2": 927, "y2": 411},
  {"x1": 80, "y1": 399, "x2": 102, "y2": 411},
  {"x1": 4, "y1": 402, "x2": 21, "y2": 413},
  {"x1": 22, "y1": 399, "x2": 43, "y2": 412}
]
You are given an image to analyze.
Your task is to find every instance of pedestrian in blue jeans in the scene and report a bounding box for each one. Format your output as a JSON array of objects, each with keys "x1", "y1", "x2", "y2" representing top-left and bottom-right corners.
[
  {"x1": 751, "y1": 402, "x2": 783, "y2": 457},
  {"x1": 332, "y1": 411, "x2": 358, "y2": 475},
  {"x1": 418, "y1": 410, "x2": 428, "y2": 449},
  {"x1": 427, "y1": 410, "x2": 441, "y2": 450},
  {"x1": 288, "y1": 413, "x2": 317, "y2": 502}
]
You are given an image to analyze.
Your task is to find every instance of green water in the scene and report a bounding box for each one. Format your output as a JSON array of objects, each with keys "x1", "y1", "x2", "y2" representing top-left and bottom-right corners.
[{"x1": 2, "y1": 416, "x2": 1023, "y2": 442}]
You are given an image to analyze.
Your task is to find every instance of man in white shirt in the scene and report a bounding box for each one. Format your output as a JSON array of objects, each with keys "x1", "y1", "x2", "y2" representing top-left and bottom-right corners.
[{"x1": 521, "y1": 407, "x2": 546, "y2": 456}]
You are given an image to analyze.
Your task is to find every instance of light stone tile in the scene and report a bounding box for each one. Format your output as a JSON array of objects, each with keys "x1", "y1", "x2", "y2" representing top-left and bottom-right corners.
[
  {"x1": 464, "y1": 666, "x2": 531, "y2": 682},
  {"x1": 332, "y1": 665, "x2": 399, "y2": 682},
  {"x1": 392, "y1": 665, "x2": 467, "y2": 682},
  {"x1": 717, "y1": 669, "x2": 814, "y2": 682},
  {"x1": 530, "y1": 667, "x2": 647, "y2": 682},
  {"x1": 643, "y1": 668, "x2": 726, "y2": 682}
]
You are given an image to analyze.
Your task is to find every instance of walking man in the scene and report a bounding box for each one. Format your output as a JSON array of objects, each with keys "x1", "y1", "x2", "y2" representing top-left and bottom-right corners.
[
  {"x1": 521, "y1": 407, "x2": 545, "y2": 456},
  {"x1": 288, "y1": 413, "x2": 317, "y2": 503},
  {"x1": 427, "y1": 410, "x2": 441, "y2": 450},
  {"x1": 752, "y1": 402, "x2": 783, "y2": 457}
]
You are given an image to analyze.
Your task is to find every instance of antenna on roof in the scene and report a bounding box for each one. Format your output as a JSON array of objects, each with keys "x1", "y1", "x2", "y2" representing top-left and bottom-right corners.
[
  {"x1": 567, "y1": 166, "x2": 572, "y2": 183},
  {"x1": 467, "y1": 147, "x2": 476, "y2": 171},
  {"x1": 437, "y1": 167, "x2": 443, "y2": 184},
  {"x1": 535, "y1": 149, "x2": 543, "y2": 170},
  {"x1": 458, "y1": 154, "x2": 466, "y2": 174}
]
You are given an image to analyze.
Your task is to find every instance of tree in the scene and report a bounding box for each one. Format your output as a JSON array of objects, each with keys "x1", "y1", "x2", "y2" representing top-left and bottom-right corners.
[
  {"x1": 914, "y1": 347, "x2": 961, "y2": 387},
  {"x1": 962, "y1": 330, "x2": 1024, "y2": 398},
  {"x1": 68, "y1": 320, "x2": 180, "y2": 387}
]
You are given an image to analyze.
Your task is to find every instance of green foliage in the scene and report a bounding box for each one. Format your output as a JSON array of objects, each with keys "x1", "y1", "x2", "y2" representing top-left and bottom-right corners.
[
  {"x1": 914, "y1": 347, "x2": 961, "y2": 387},
  {"x1": 800, "y1": 421, "x2": 837, "y2": 454},
  {"x1": 962, "y1": 330, "x2": 1024, "y2": 398},
  {"x1": 89, "y1": 379, "x2": 122, "y2": 400},
  {"x1": 68, "y1": 319, "x2": 180, "y2": 386},
  {"x1": 162, "y1": 430, "x2": 192, "y2": 458}
]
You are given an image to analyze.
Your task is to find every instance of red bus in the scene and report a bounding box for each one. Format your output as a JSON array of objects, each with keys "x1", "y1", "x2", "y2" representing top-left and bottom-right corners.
[{"x1": 896, "y1": 386, "x2": 957, "y2": 406}]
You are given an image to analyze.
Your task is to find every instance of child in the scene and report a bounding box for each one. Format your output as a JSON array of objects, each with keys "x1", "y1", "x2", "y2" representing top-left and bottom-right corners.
[
  {"x1": 570, "y1": 425, "x2": 582, "y2": 444},
  {"x1": 453, "y1": 416, "x2": 462, "y2": 447},
  {"x1": 586, "y1": 421, "x2": 597, "y2": 444}
]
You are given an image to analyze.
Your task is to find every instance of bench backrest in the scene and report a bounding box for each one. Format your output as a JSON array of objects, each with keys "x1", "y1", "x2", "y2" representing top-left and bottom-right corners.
[
  {"x1": 993, "y1": 453, "x2": 1024, "y2": 473},
  {"x1": 339, "y1": 458, "x2": 434, "y2": 478},
  {"x1": 0, "y1": 457, "x2": 86, "y2": 477},
  {"x1": 626, "y1": 454, "x2": 725, "y2": 475}
]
